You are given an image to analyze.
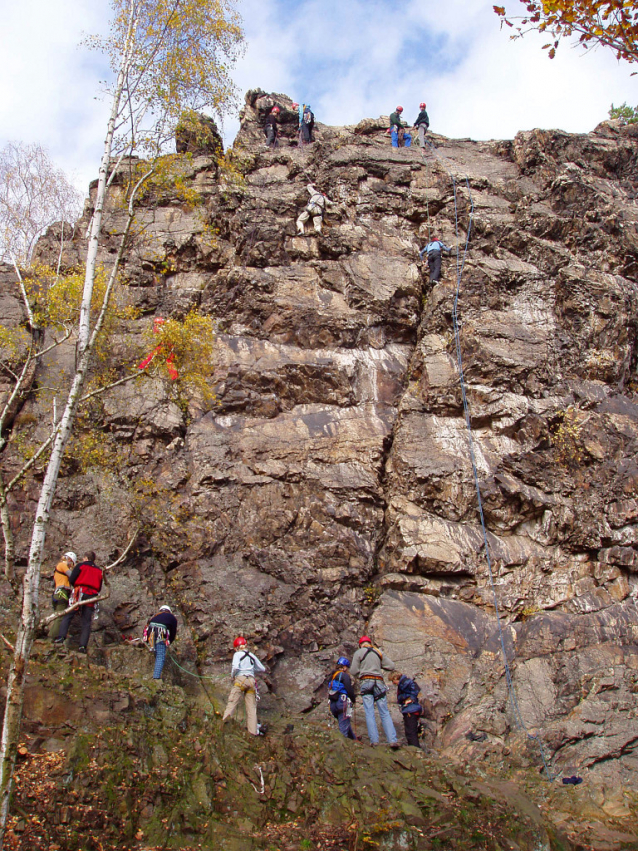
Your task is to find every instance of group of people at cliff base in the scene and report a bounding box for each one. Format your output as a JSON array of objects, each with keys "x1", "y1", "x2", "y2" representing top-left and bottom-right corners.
[
  {"x1": 328, "y1": 636, "x2": 424, "y2": 749},
  {"x1": 48, "y1": 554, "x2": 422, "y2": 746},
  {"x1": 263, "y1": 102, "x2": 429, "y2": 150}
]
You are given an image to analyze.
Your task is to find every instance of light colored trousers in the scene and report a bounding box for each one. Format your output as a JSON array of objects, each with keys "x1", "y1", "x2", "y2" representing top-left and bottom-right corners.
[
  {"x1": 361, "y1": 693, "x2": 398, "y2": 744},
  {"x1": 296, "y1": 209, "x2": 322, "y2": 234},
  {"x1": 223, "y1": 675, "x2": 258, "y2": 735},
  {"x1": 418, "y1": 124, "x2": 428, "y2": 147}
]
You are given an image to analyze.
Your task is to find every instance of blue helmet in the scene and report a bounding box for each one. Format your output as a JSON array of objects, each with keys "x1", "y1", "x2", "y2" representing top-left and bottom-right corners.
[{"x1": 337, "y1": 656, "x2": 350, "y2": 667}]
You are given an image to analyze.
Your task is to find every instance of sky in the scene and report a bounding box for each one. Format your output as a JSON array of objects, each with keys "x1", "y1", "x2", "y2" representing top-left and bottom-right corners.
[{"x1": 0, "y1": 0, "x2": 635, "y2": 197}]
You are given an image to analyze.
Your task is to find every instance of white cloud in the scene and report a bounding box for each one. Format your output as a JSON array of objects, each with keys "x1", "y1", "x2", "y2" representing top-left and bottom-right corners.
[{"x1": 1, "y1": 0, "x2": 635, "y2": 198}]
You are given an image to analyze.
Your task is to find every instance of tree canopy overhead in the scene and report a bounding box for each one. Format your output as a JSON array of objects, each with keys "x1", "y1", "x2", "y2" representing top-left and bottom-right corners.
[{"x1": 494, "y1": 0, "x2": 638, "y2": 64}]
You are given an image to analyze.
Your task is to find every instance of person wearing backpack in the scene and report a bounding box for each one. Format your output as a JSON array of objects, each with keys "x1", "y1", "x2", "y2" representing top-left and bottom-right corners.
[
  {"x1": 350, "y1": 636, "x2": 399, "y2": 748},
  {"x1": 222, "y1": 636, "x2": 266, "y2": 736},
  {"x1": 390, "y1": 672, "x2": 423, "y2": 748},
  {"x1": 328, "y1": 657, "x2": 357, "y2": 740},
  {"x1": 301, "y1": 104, "x2": 315, "y2": 144},
  {"x1": 389, "y1": 105, "x2": 407, "y2": 147},
  {"x1": 144, "y1": 605, "x2": 178, "y2": 680},
  {"x1": 413, "y1": 102, "x2": 430, "y2": 148},
  {"x1": 53, "y1": 551, "x2": 103, "y2": 653},
  {"x1": 48, "y1": 551, "x2": 76, "y2": 639}
]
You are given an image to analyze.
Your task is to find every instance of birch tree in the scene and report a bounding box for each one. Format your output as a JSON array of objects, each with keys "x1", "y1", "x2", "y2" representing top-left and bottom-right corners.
[{"x1": 0, "y1": 0, "x2": 243, "y2": 843}]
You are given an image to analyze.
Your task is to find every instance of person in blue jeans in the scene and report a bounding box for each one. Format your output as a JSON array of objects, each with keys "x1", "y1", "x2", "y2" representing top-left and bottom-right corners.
[
  {"x1": 144, "y1": 605, "x2": 177, "y2": 679},
  {"x1": 350, "y1": 636, "x2": 399, "y2": 748}
]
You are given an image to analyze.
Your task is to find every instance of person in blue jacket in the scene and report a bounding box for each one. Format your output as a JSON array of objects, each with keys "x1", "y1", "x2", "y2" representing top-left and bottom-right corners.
[
  {"x1": 391, "y1": 672, "x2": 422, "y2": 747},
  {"x1": 328, "y1": 657, "x2": 357, "y2": 739},
  {"x1": 419, "y1": 237, "x2": 452, "y2": 283}
]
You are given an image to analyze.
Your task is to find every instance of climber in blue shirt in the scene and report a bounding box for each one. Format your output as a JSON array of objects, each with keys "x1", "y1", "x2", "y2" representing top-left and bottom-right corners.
[
  {"x1": 391, "y1": 672, "x2": 423, "y2": 748},
  {"x1": 419, "y1": 237, "x2": 452, "y2": 283}
]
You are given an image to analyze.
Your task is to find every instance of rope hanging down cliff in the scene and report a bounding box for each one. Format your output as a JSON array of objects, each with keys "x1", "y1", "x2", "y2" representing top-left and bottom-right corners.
[{"x1": 421, "y1": 138, "x2": 555, "y2": 781}]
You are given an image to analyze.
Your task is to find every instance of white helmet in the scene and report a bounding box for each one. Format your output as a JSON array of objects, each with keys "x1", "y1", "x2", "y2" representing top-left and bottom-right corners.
[
  {"x1": 64, "y1": 551, "x2": 77, "y2": 565},
  {"x1": 159, "y1": 605, "x2": 172, "y2": 613}
]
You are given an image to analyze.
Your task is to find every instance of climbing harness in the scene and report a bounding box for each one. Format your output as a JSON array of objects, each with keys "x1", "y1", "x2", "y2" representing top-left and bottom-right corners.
[{"x1": 421, "y1": 136, "x2": 556, "y2": 781}]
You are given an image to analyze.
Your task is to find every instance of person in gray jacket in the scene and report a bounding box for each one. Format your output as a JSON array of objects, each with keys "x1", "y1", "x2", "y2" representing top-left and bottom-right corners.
[{"x1": 350, "y1": 635, "x2": 399, "y2": 747}]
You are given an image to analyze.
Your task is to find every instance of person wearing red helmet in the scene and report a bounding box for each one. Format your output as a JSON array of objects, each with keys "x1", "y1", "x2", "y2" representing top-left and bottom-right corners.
[
  {"x1": 264, "y1": 106, "x2": 280, "y2": 148},
  {"x1": 389, "y1": 106, "x2": 407, "y2": 147},
  {"x1": 413, "y1": 102, "x2": 430, "y2": 148},
  {"x1": 222, "y1": 636, "x2": 266, "y2": 736},
  {"x1": 350, "y1": 636, "x2": 399, "y2": 748}
]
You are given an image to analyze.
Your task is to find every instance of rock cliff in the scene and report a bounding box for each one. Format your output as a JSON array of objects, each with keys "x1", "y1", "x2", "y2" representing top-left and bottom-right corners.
[{"x1": 2, "y1": 89, "x2": 638, "y2": 845}]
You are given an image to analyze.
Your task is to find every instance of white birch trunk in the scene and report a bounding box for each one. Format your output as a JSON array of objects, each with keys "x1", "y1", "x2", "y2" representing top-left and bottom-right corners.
[{"x1": 0, "y1": 4, "x2": 139, "y2": 843}]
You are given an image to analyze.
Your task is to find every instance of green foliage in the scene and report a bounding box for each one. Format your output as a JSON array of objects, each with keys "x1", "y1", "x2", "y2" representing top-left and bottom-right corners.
[{"x1": 609, "y1": 102, "x2": 638, "y2": 124}]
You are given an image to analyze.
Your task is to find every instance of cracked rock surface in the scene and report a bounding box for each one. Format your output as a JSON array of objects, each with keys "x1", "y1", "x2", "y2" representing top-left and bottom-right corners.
[{"x1": 3, "y1": 91, "x2": 638, "y2": 833}]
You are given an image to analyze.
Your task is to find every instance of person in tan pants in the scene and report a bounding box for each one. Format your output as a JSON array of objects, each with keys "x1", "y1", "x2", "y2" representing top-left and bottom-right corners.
[{"x1": 222, "y1": 636, "x2": 266, "y2": 736}]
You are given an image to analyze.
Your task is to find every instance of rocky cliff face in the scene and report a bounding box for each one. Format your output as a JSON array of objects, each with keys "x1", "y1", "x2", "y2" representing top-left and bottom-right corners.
[{"x1": 3, "y1": 90, "x2": 638, "y2": 839}]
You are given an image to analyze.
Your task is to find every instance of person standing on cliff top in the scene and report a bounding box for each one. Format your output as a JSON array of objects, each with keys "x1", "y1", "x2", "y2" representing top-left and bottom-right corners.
[
  {"x1": 350, "y1": 636, "x2": 399, "y2": 748},
  {"x1": 413, "y1": 102, "x2": 430, "y2": 148},
  {"x1": 296, "y1": 183, "x2": 334, "y2": 236},
  {"x1": 264, "y1": 105, "x2": 280, "y2": 148},
  {"x1": 389, "y1": 105, "x2": 407, "y2": 147},
  {"x1": 144, "y1": 605, "x2": 178, "y2": 680},
  {"x1": 419, "y1": 237, "x2": 452, "y2": 283},
  {"x1": 222, "y1": 636, "x2": 266, "y2": 736},
  {"x1": 48, "y1": 551, "x2": 76, "y2": 640}
]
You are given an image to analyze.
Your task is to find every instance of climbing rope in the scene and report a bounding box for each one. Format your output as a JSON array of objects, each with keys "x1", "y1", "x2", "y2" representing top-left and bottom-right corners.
[{"x1": 421, "y1": 137, "x2": 556, "y2": 781}]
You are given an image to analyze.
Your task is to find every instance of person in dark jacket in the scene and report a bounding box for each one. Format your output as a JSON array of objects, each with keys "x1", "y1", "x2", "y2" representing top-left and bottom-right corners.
[
  {"x1": 413, "y1": 102, "x2": 430, "y2": 148},
  {"x1": 264, "y1": 105, "x2": 280, "y2": 148},
  {"x1": 419, "y1": 237, "x2": 452, "y2": 283},
  {"x1": 391, "y1": 672, "x2": 422, "y2": 747},
  {"x1": 145, "y1": 605, "x2": 178, "y2": 679},
  {"x1": 389, "y1": 105, "x2": 406, "y2": 147},
  {"x1": 328, "y1": 657, "x2": 357, "y2": 740},
  {"x1": 54, "y1": 551, "x2": 103, "y2": 653},
  {"x1": 301, "y1": 104, "x2": 315, "y2": 144}
]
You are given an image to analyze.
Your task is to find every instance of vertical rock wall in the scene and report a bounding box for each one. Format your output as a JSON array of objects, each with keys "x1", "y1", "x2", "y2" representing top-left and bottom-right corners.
[{"x1": 4, "y1": 91, "x2": 638, "y2": 790}]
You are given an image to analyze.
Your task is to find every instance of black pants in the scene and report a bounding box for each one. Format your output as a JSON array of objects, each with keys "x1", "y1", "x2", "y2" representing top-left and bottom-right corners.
[
  {"x1": 265, "y1": 125, "x2": 277, "y2": 147},
  {"x1": 428, "y1": 250, "x2": 442, "y2": 282},
  {"x1": 301, "y1": 123, "x2": 313, "y2": 143},
  {"x1": 58, "y1": 603, "x2": 94, "y2": 647},
  {"x1": 403, "y1": 711, "x2": 421, "y2": 747}
]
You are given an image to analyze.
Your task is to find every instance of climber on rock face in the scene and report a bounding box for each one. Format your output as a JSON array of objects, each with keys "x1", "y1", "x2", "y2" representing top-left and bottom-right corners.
[
  {"x1": 419, "y1": 237, "x2": 452, "y2": 283},
  {"x1": 350, "y1": 636, "x2": 399, "y2": 748},
  {"x1": 390, "y1": 671, "x2": 423, "y2": 748},
  {"x1": 144, "y1": 605, "x2": 178, "y2": 680},
  {"x1": 296, "y1": 183, "x2": 334, "y2": 236},
  {"x1": 413, "y1": 102, "x2": 430, "y2": 148},
  {"x1": 328, "y1": 656, "x2": 357, "y2": 740},
  {"x1": 389, "y1": 105, "x2": 406, "y2": 147},
  {"x1": 264, "y1": 106, "x2": 280, "y2": 148},
  {"x1": 222, "y1": 636, "x2": 266, "y2": 736}
]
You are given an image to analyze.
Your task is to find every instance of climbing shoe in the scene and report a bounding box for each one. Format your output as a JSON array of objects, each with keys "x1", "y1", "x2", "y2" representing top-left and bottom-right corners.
[
  {"x1": 77, "y1": 646, "x2": 87, "y2": 654},
  {"x1": 53, "y1": 638, "x2": 65, "y2": 645}
]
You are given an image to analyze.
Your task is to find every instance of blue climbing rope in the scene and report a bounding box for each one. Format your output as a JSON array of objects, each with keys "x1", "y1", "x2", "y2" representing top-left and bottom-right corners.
[{"x1": 421, "y1": 138, "x2": 555, "y2": 781}]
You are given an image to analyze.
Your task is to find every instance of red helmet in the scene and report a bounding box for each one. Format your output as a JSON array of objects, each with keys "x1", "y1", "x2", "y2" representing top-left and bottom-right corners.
[
  {"x1": 396, "y1": 106, "x2": 403, "y2": 113},
  {"x1": 233, "y1": 636, "x2": 247, "y2": 648},
  {"x1": 420, "y1": 102, "x2": 426, "y2": 109},
  {"x1": 271, "y1": 106, "x2": 280, "y2": 114},
  {"x1": 359, "y1": 635, "x2": 372, "y2": 645},
  {"x1": 291, "y1": 102, "x2": 299, "y2": 109}
]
